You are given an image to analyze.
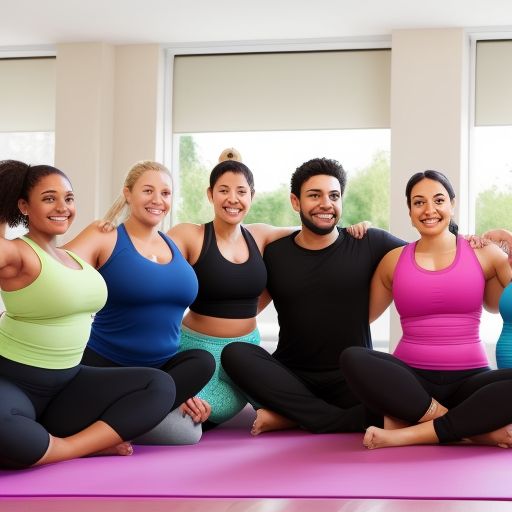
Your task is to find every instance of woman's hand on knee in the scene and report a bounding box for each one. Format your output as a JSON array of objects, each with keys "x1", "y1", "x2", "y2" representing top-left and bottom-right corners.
[{"x1": 180, "y1": 397, "x2": 211, "y2": 423}]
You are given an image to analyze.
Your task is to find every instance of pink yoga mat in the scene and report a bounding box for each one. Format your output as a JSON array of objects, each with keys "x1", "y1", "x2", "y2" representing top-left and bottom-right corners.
[{"x1": 1, "y1": 429, "x2": 511, "y2": 501}]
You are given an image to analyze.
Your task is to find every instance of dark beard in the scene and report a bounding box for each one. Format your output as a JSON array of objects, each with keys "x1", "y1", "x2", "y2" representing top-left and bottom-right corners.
[{"x1": 299, "y1": 210, "x2": 337, "y2": 236}]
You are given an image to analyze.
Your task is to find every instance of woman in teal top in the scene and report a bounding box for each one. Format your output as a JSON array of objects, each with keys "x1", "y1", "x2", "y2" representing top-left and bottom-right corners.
[
  {"x1": 0, "y1": 160, "x2": 175, "y2": 469},
  {"x1": 482, "y1": 229, "x2": 512, "y2": 368}
]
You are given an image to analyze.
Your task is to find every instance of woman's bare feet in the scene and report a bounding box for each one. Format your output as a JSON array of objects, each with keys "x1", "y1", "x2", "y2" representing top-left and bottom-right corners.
[
  {"x1": 466, "y1": 425, "x2": 512, "y2": 448},
  {"x1": 90, "y1": 442, "x2": 134, "y2": 457},
  {"x1": 363, "y1": 421, "x2": 439, "y2": 449},
  {"x1": 251, "y1": 409, "x2": 297, "y2": 436},
  {"x1": 34, "y1": 427, "x2": 131, "y2": 466},
  {"x1": 364, "y1": 426, "x2": 406, "y2": 449}
]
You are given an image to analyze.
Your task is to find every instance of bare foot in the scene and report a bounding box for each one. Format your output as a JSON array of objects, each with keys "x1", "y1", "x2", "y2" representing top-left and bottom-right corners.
[
  {"x1": 384, "y1": 416, "x2": 410, "y2": 430},
  {"x1": 466, "y1": 425, "x2": 512, "y2": 448},
  {"x1": 36, "y1": 439, "x2": 133, "y2": 465},
  {"x1": 90, "y1": 442, "x2": 134, "y2": 457},
  {"x1": 251, "y1": 409, "x2": 297, "y2": 436},
  {"x1": 363, "y1": 426, "x2": 414, "y2": 449}
]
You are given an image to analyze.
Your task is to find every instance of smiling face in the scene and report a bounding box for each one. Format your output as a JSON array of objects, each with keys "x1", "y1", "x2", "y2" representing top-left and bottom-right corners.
[
  {"x1": 409, "y1": 178, "x2": 454, "y2": 236},
  {"x1": 124, "y1": 170, "x2": 172, "y2": 227},
  {"x1": 208, "y1": 171, "x2": 252, "y2": 225},
  {"x1": 291, "y1": 174, "x2": 342, "y2": 235},
  {"x1": 18, "y1": 173, "x2": 75, "y2": 237}
]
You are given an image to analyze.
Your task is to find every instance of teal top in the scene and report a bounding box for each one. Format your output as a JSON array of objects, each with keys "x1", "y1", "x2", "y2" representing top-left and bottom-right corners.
[{"x1": 0, "y1": 236, "x2": 107, "y2": 369}]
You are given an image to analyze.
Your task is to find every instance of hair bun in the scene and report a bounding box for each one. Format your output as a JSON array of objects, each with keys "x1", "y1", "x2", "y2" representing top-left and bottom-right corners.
[{"x1": 218, "y1": 147, "x2": 242, "y2": 163}]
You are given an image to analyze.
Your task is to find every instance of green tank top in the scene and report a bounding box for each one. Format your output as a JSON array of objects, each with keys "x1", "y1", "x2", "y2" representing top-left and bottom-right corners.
[{"x1": 0, "y1": 236, "x2": 107, "y2": 369}]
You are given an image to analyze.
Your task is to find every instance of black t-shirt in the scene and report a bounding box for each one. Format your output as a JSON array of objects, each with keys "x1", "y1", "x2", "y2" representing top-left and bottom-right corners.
[{"x1": 263, "y1": 227, "x2": 405, "y2": 371}]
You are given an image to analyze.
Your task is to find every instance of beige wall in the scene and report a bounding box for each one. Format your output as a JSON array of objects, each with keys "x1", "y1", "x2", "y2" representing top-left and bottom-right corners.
[
  {"x1": 54, "y1": 43, "x2": 115, "y2": 239},
  {"x1": 54, "y1": 43, "x2": 164, "y2": 240},
  {"x1": 389, "y1": 28, "x2": 470, "y2": 347}
]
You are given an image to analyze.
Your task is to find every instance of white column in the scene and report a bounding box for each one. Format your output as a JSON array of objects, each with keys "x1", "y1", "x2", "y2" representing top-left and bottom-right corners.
[
  {"x1": 389, "y1": 28, "x2": 470, "y2": 348},
  {"x1": 112, "y1": 44, "x2": 165, "y2": 196},
  {"x1": 54, "y1": 43, "x2": 115, "y2": 238}
]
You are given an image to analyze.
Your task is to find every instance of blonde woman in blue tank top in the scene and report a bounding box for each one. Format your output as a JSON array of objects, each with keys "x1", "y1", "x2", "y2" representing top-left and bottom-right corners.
[
  {"x1": 63, "y1": 161, "x2": 215, "y2": 445},
  {"x1": 0, "y1": 160, "x2": 175, "y2": 469}
]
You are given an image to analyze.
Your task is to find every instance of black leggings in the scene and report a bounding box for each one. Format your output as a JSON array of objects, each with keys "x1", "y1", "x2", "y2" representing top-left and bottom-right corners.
[
  {"x1": 0, "y1": 355, "x2": 175, "y2": 469},
  {"x1": 82, "y1": 347, "x2": 215, "y2": 408},
  {"x1": 221, "y1": 342, "x2": 367, "y2": 433},
  {"x1": 340, "y1": 347, "x2": 512, "y2": 442}
]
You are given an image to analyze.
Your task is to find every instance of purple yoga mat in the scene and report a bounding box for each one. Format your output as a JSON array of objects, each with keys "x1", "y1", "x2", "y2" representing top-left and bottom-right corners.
[{"x1": 1, "y1": 428, "x2": 511, "y2": 501}]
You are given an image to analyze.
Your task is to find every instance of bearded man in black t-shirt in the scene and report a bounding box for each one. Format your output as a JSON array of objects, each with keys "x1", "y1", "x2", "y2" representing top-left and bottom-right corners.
[{"x1": 221, "y1": 157, "x2": 404, "y2": 435}]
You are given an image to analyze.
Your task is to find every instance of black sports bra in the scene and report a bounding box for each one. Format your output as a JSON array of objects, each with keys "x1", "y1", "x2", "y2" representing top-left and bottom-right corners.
[{"x1": 189, "y1": 222, "x2": 267, "y2": 319}]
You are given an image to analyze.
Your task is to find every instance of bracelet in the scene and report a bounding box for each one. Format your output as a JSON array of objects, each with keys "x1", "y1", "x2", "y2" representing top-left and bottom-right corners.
[{"x1": 425, "y1": 399, "x2": 437, "y2": 417}]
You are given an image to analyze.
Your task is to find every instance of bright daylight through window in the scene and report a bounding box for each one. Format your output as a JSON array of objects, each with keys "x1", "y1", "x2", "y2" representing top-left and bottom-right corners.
[{"x1": 174, "y1": 129, "x2": 391, "y2": 349}]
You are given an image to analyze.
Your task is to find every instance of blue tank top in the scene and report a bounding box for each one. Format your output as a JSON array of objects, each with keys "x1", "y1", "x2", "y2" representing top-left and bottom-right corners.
[
  {"x1": 497, "y1": 283, "x2": 512, "y2": 368},
  {"x1": 87, "y1": 224, "x2": 198, "y2": 367},
  {"x1": 189, "y1": 222, "x2": 267, "y2": 319}
]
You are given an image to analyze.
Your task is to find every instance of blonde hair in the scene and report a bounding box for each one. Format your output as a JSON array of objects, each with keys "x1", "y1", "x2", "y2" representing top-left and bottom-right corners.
[{"x1": 103, "y1": 161, "x2": 172, "y2": 224}]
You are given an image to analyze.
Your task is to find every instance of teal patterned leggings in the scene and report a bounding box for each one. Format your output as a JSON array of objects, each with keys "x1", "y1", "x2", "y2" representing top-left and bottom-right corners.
[{"x1": 179, "y1": 326, "x2": 260, "y2": 424}]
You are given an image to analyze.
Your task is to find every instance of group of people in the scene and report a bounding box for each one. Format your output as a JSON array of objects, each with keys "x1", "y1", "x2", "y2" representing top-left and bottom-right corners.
[{"x1": 1, "y1": 150, "x2": 512, "y2": 470}]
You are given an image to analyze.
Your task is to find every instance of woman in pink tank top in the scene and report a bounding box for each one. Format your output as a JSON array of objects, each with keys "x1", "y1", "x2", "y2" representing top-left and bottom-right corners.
[{"x1": 340, "y1": 170, "x2": 512, "y2": 449}]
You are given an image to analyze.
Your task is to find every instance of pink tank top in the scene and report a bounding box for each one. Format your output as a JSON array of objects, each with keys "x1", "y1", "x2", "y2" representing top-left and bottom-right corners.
[{"x1": 392, "y1": 237, "x2": 488, "y2": 370}]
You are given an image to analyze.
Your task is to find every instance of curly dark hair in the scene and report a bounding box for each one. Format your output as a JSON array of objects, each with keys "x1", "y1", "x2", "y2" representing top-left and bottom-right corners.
[
  {"x1": 290, "y1": 158, "x2": 347, "y2": 198},
  {"x1": 0, "y1": 160, "x2": 70, "y2": 228}
]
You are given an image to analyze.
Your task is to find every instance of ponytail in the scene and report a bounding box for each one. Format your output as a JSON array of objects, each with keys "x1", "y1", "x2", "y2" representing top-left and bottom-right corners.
[
  {"x1": 0, "y1": 160, "x2": 31, "y2": 228},
  {"x1": 449, "y1": 219, "x2": 459, "y2": 237},
  {"x1": 0, "y1": 160, "x2": 70, "y2": 228},
  {"x1": 102, "y1": 194, "x2": 128, "y2": 225}
]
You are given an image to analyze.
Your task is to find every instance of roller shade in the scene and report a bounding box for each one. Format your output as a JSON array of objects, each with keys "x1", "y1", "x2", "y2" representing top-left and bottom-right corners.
[
  {"x1": 173, "y1": 50, "x2": 390, "y2": 133},
  {"x1": 475, "y1": 40, "x2": 512, "y2": 126},
  {"x1": 0, "y1": 57, "x2": 56, "y2": 132}
]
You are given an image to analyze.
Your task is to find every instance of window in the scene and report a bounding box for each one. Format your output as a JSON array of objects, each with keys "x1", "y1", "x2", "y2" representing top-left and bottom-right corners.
[
  {"x1": 175, "y1": 130, "x2": 390, "y2": 227},
  {"x1": 171, "y1": 48, "x2": 391, "y2": 348},
  {"x1": 0, "y1": 56, "x2": 56, "y2": 239},
  {"x1": 0, "y1": 132, "x2": 55, "y2": 239},
  {"x1": 0, "y1": 57, "x2": 56, "y2": 312},
  {"x1": 174, "y1": 129, "x2": 391, "y2": 348},
  {"x1": 473, "y1": 40, "x2": 512, "y2": 364}
]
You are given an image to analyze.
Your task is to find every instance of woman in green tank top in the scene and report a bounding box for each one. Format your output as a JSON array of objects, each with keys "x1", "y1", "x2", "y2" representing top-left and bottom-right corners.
[{"x1": 0, "y1": 160, "x2": 175, "y2": 469}]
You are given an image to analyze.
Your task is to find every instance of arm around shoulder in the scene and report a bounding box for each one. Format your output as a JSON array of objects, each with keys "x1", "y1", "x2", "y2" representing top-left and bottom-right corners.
[
  {"x1": 369, "y1": 246, "x2": 402, "y2": 323},
  {"x1": 167, "y1": 223, "x2": 203, "y2": 262},
  {"x1": 245, "y1": 223, "x2": 296, "y2": 250},
  {"x1": 480, "y1": 243, "x2": 512, "y2": 312},
  {"x1": 368, "y1": 227, "x2": 406, "y2": 256},
  {"x1": 483, "y1": 228, "x2": 512, "y2": 247},
  {"x1": 62, "y1": 220, "x2": 115, "y2": 268}
]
